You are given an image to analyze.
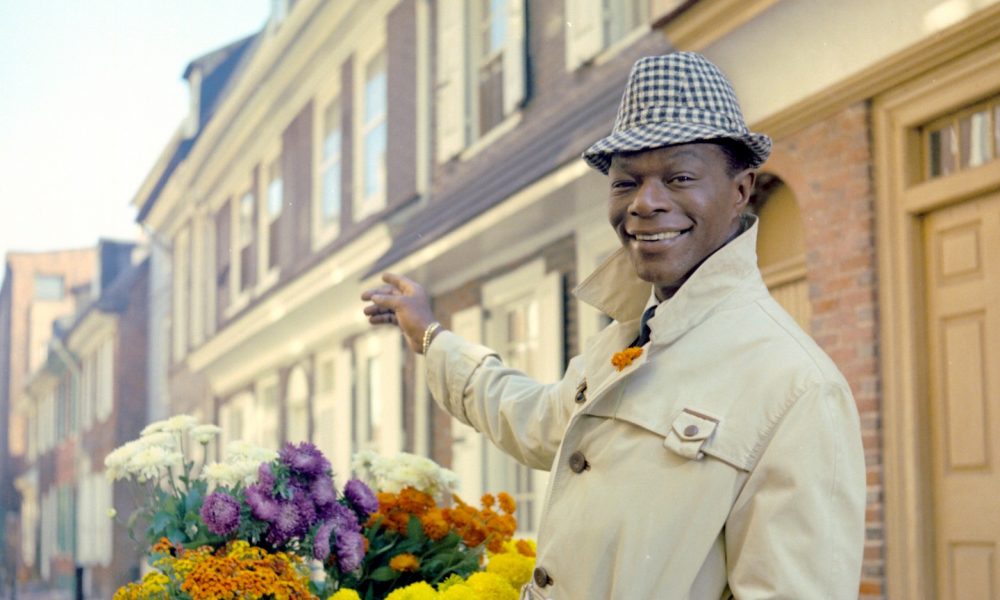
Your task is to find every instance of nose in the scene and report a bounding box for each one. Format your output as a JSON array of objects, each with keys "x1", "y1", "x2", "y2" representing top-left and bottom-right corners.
[{"x1": 630, "y1": 179, "x2": 671, "y2": 216}]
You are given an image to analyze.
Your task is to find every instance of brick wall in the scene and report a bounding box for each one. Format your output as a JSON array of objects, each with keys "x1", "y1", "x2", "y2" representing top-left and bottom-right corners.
[{"x1": 767, "y1": 101, "x2": 883, "y2": 599}]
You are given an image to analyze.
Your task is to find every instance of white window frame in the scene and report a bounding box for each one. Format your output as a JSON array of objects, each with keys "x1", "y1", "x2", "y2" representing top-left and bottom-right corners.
[
  {"x1": 96, "y1": 337, "x2": 113, "y2": 422},
  {"x1": 565, "y1": 0, "x2": 650, "y2": 71},
  {"x1": 354, "y1": 36, "x2": 388, "y2": 221},
  {"x1": 436, "y1": 0, "x2": 526, "y2": 163},
  {"x1": 313, "y1": 88, "x2": 344, "y2": 250},
  {"x1": 255, "y1": 374, "x2": 281, "y2": 450},
  {"x1": 228, "y1": 182, "x2": 256, "y2": 314},
  {"x1": 285, "y1": 365, "x2": 310, "y2": 445},
  {"x1": 190, "y1": 212, "x2": 206, "y2": 348},
  {"x1": 352, "y1": 329, "x2": 402, "y2": 457},
  {"x1": 258, "y1": 150, "x2": 283, "y2": 292},
  {"x1": 448, "y1": 260, "x2": 562, "y2": 534},
  {"x1": 312, "y1": 349, "x2": 353, "y2": 476}
]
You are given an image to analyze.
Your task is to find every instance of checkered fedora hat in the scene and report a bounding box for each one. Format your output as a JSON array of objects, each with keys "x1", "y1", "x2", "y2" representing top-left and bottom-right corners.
[{"x1": 583, "y1": 52, "x2": 771, "y2": 174}]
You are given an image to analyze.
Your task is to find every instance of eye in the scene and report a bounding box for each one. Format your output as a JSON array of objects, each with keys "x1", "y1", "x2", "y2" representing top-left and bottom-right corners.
[
  {"x1": 668, "y1": 174, "x2": 695, "y2": 185},
  {"x1": 610, "y1": 179, "x2": 636, "y2": 191}
]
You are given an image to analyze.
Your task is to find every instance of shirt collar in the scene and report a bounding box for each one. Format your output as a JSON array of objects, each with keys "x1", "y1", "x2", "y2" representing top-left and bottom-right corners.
[{"x1": 573, "y1": 214, "x2": 761, "y2": 328}]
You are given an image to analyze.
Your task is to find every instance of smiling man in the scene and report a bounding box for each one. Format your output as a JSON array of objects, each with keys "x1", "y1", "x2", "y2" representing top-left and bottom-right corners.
[{"x1": 362, "y1": 52, "x2": 865, "y2": 599}]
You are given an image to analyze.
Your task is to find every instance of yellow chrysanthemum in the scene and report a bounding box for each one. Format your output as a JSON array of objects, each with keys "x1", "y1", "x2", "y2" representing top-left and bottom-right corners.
[
  {"x1": 486, "y1": 550, "x2": 534, "y2": 589},
  {"x1": 438, "y1": 583, "x2": 477, "y2": 600},
  {"x1": 385, "y1": 581, "x2": 438, "y2": 600},
  {"x1": 466, "y1": 572, "x2": 519, "y2": 600},
  {"x1": 328, "y1": 590, "x2": 362, "y2": 600},
  {"x1": 436, "y1": 574, "x2": 466, "y2": 593}
]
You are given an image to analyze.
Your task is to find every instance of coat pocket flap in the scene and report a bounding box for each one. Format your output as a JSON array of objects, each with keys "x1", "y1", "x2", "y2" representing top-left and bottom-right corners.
[{"x1": 664, "y1": 409, "x2": 719, "y2": 460}]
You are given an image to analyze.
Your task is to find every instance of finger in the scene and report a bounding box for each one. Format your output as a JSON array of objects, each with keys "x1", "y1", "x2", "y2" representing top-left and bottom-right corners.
[
  {"x1": 369, "y1": 313, "x2": 398, "y2": 325},
  {"x1": 361, "y1": 284, "x2": 398, "y2": 301},
  {"x1": 362, "y1": 304, "x2": 394, "y2": 317},
  {"x1": 368, "y1": 293, "x2": 403, "y2": 310},
  {"x1": 382, "y1": 272, "x2": 417, "y2": 295}
]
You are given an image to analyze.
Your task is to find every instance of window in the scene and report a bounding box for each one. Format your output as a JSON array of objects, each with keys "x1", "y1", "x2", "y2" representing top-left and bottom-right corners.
[
  {"x1": 214, "y1": 204, "x2": 231, "y2": 320},
  {"x1": 565, "y1": 0, "x2": 648, "y2": 71},
  {"x1": 923, "y1": 95, "x2": 1000, "y2": 180},
  {"x1": 76, "y1": 472, "x2": 112, "y2": 567},
  {"x1": 219, "y1": 392, "x2": 253, "y2": 453},
  {"x1": 285, "y1": 366, "x2": 309, "y2": 444},
  {"x1": 353, "y1": 330, "x2": 402, "y2": 457},
  {"x1": 356, "y1": 49, "x2": 388, "y2": 219},
  {"x1": 484, "y1": 263, "x2": 562, "y2": 534},
  {"x1": 317, "y1": 96, "x2": 343, "y2": 243},
  {"x1": 313, "y1": 350, "x2": 353, "y2": 477},
  {"x1": 435, "y1": 0, "x2": 527, "y2": 162},
  {"x1": 96, "y1": 338, "x2": 113, "y2": 422},
  {"x1": 238, "y1": 190, "x2": 256, "y2": 294},
  {"x1": 34, "y1": 274, "x2": 64, "y2": 301},
  {"x1": 256, "y1": 377, "x2": 280, "y2": 450},
  {"x1": 262, "y1": 157, "x2": 283, "y2": 276}
]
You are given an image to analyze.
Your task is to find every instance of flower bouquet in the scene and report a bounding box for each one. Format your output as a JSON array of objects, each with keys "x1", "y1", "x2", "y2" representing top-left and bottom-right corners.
[{"x1": 110, "y1": 417, "x2": 535, "y2": 599}]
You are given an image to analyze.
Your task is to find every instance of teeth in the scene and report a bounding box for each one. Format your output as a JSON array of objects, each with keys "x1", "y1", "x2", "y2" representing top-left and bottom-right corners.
[{"x1": 633, "y1": 231, "x2": 682, "y2": 241}]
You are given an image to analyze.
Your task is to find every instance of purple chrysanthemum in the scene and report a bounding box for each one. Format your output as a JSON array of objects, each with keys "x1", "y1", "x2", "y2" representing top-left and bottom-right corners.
[
  {"x1": 329, "y1": 501, "x2": 361, "y2": 534},
  {"x1": 313, "y1": 520, "x2": 335, "y2": 561},
  {"x1": 273, "y1": 500, "x2": 305, "y2": 539},
  {"x1": 279, "y1": 442, "x2": 331, "y2": 478},
  {"x1": 335, "y1": 529, "x2": 366, "y2": 572},
  {"x1": 200, "y1": 491, "x2": 241, "y2": 536},
  {"x1": 245, "y1": 484, "x2": 280, "y2": 523},
  {"x1": 311, "y1": 476, "x2": 336, "y2": 507},
  {"x1": 294, "y1": 489, "x2": 318, "y2": 530},
  {"x1": 343, "y1": 479, "x2": 378, "y2": 516},
  {"x1": 257, "y1": 462, "x2": 276, "y2": 489}
]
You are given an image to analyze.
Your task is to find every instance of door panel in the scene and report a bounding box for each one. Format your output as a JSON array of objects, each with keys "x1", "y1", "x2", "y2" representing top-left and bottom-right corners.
[{"x1": 924, "y1": 193, "x2": 1000, "y2": 599}]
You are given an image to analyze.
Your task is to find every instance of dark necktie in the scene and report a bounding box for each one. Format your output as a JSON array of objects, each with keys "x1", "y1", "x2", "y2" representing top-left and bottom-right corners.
[{"x1": 630, "y1": 304, "x2": 658, "y2": 348}]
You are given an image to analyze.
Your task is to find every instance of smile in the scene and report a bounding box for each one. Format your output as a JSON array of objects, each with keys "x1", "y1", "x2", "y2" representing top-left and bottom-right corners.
[{"x1": 631, "y1": 230, "x2": 688, "y2": 241}]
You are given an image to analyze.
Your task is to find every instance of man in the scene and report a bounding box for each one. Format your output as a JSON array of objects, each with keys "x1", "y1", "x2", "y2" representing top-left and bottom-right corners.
[{"x1": 362, "y1": 52, "x2": 865, "y2": 599}]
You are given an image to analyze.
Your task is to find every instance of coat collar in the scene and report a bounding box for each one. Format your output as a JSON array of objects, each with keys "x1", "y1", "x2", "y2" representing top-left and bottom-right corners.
[{"x1": 574, "y1": 215, "x2": 764, "y2": 347}]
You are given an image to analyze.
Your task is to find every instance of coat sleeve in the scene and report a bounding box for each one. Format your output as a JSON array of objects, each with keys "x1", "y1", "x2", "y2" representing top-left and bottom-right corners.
[
  {"x1": 424, "y1": 330, "x2": 582, "y2": 471},
  {"x1": 724, "y1": 381, "x2": 866, "y2": 600}
]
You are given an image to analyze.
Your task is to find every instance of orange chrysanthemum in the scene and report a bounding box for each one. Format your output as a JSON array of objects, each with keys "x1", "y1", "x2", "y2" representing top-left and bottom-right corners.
[
  {"x1": 611, "y1": 346, "x2": 643, "y2": 371},
  {"x1": 389, "y1": 553, "x2": 421, "y2": 572},
  {"x1": 515, "y1": 539, "x2": 536, "y2": 557},
  {"x1": 420, "y1": 509, "x2": 450, "y2": 541},
  {"x1": 497, "y1": 492, "x2": 516, "y2": 515}
]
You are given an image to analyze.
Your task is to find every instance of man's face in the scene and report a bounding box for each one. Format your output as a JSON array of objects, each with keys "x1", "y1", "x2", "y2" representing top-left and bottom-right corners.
[{"x1": 607, "y1": 143, "x2": 754, "y2": 300}]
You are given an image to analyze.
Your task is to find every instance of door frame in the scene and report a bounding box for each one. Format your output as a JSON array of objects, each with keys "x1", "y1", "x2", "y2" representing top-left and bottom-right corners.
[{"x1": 874, "y1": 32, "x2": 1000, "y2": 599}]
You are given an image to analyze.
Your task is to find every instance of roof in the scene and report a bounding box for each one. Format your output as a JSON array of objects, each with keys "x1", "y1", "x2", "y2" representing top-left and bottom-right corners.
[
  {"x1": 366, "y1": 68, "x2": 629, "y2": 276},
  {"x1": 136, "y1": 33, "x2": 261, "y2": 224}
]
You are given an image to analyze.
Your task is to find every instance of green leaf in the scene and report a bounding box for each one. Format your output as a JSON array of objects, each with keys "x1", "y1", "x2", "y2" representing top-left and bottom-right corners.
[
  {"x1": 369, "y1": 566, "x2": 399, "y2": 582},
  {"x1": 406, "y1": 515, "x2": 426, "y2": 544},
  {"x1": 185, "y1": 487, "x2": 203, "y2": 512},
  {"x1": 151, "y1": 511, "x2": 172, "y2": 534}
]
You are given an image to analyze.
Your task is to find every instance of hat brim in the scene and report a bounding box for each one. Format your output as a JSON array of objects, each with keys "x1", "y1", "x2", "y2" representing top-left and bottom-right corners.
[{"x1": 583, "y1": 122, "x2": 772, "y2": 175}]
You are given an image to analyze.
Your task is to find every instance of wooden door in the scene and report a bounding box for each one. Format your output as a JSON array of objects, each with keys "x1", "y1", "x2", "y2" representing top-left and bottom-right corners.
[{"x1": 924, "y1": 192, "x2": 1000, "y2": 599}]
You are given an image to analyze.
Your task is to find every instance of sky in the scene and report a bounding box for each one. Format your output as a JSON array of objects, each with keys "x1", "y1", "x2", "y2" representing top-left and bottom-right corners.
[{"x1": 0, "y1": 1, "x2": 272, "y2": 286}]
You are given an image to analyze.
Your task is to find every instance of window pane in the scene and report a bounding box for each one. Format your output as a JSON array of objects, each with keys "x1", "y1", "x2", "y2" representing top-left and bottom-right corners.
[
  {"x1": 323, "y1": 99, "x2": 342, "y2": 160},
  {"x1": 364, "y1": 52, "x2": 387, "y2": 124},
  {"x1": 323, "y1": 164, "x2": 341, "y2": 223},
  {"x1": 927, "y1": 123, "x2": 957, "y2": 178},
  {"x1": 267, "y1": 163, "x2": 283, "y2": 219},
  {"x1": 364, "y1": 121, "x2": 386, "y2": 201},
  {"x1": 488, "y1": 0, "x2": 506, "y2": 54},
  {"x1": 240, "y1": 192, "x2": 255, "y2": 247},
  {"x1": 960, "y1": 109, "x2": 992, "y2": 169},
  {"x1": 34, "y1": 275, "x2": 64, "y2": 301}
]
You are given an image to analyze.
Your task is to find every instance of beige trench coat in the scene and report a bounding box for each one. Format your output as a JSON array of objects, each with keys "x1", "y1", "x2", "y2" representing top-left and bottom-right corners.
[{"x1": 426, "y1": 220, "x2": 865, "y2": 599}]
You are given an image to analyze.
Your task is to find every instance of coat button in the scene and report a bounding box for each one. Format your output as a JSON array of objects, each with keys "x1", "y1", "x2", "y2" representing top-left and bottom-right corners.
[
  {"x1": 575, "y1": 381, "x2": 587, "y2": 404},
  {"x1": 683, "y1": 424, "x2": 700, "y2": 437},
  {"x1": 533, "y1": 566, "x2": 553, "y2": 587},
  {"x1": 569, "y1": 451, "x2": 589, "y2": 473}
]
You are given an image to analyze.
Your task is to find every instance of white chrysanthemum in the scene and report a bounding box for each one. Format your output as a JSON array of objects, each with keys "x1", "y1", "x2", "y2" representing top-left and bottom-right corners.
[
  {"x1": 140, "y1": 419, "x2": 168, "y2": 436},
  {"x1": 140, "y1": 431, "x2": 178, "y2": 449},
  {"x1": 225, "y1": 440, "x2": 277, "y2": 463},
  {"x1": 104, "y1": 439, "x2": 148, "y2": 481},
  {"x1": 161, "y1": 414, "x2": 199, "y2": 433},
  {"x1": 126, "y1": 445, "x2": 183, "y2": 481},
  {"x1": 189, "y1": 424, "x2": 222, "y2": 445},
  {"x1": 202, "y1": 461, "x2": 239, "y2": 488},
  {"x1": 354, "y1": 450, "x2": 460, "y2": 502}
]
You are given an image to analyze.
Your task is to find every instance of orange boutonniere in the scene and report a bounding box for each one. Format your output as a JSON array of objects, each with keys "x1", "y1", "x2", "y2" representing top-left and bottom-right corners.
[{"x1": 611, "y1": 347, "x2": 643, "y2": 371}]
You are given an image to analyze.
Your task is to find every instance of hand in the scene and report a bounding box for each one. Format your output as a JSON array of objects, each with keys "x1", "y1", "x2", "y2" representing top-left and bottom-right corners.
[{"x1": 361, "y1": 273, "x2": 438, "y2": 353}]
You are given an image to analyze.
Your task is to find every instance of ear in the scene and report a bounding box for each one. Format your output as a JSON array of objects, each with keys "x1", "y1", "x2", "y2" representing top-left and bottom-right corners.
[{"x1": 732, "y1": 169, "x2": 756, "y2": 213}]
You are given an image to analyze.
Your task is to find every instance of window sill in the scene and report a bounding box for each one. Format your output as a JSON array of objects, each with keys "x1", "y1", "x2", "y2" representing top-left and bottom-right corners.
[
  {"x1": 255, "y1": 269, "x2": 280, "y2": 296},
  {"x1": 224, "y1": 293, "x2": 251, "y2": 320},
  {"x1": 312, "y1": 222, "x2": 341, "y2": 252},
  {"x1": 458, "y1": 112, "x2": 523, "y2": 162},
  {"x1": 581, "y1": 26, "x2": 651, "y2": 71}
]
